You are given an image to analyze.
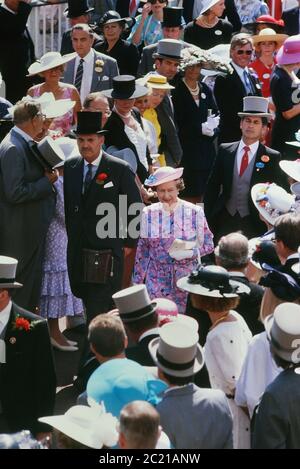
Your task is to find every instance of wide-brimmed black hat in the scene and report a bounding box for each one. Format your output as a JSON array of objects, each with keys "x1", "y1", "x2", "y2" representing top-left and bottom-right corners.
[
  {"x1": 99, "y1": 10, "x2": 134, "y2": 31},
  {"x1": 162, "y1": 7, "x2": 184, "y2": 28},
  {"x1": 65, "y1": 0, "x2": 94, "y2": 19},
  {"x1": 72, "y1": 112, "x2": 108, "y2": 135},
  {"x1": 102, "y1": 75, "x2": 148, "y2": 100}
]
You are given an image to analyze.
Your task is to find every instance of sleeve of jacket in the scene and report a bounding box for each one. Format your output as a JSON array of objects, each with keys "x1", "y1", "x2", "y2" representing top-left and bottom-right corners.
[
  {"x1": 213, "y1": 75, "x2": 228, "y2": 116},
  {"x1": 224, "y1": 0, "x2": 241, "y2": 32},
  {"x1": 203, "y1": 146, "x2": 223, "y2": 221},
  {"x1": 138, "y1": 48, "x2": 152, "y2": 77}
]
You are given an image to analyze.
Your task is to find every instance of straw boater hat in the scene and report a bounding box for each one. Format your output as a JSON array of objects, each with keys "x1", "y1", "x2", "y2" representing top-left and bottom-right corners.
[
  {"x1": 238, "y1": 96, "x2": 272, "y2": 119},
  {"x1": 264, "y1": 303, "x2": 300, "y2": 363},
  {"x1": 276, "y1": 34, "x2": 300, "y2": 66},
  {"x1": 102, "y1": 75, "x2": 148, "y2": 100},
  {"x1": 148, "y1": 322, "x2": 204, "y2": 377},
  {"x1": 112, "y1": 285, "x2": 157, "y2": 324},
  {"x1": 177, "y1": 265, "x2": 250, "y2": 298},
  {"x1": 144, "y1": 166, "x2": 183, "y2": 187},
  {"x1": 0, "y1": 256, "x2": 22, "y2": 289},
  {"x1": 252, "y1": 28, "x2": 287, "y2": 48},
  {"x1": 27, "y1": 52, "x2": 77, "y2": 76},
  {"x1": 251, "y1": 183, "x2": 295, "y2": 226},
  {"x1": 137, "y1": 74, "x2": 175, "y2": 90},
  {"x1": 280, "y1": 159, "x2": 300, "y2": 183}
]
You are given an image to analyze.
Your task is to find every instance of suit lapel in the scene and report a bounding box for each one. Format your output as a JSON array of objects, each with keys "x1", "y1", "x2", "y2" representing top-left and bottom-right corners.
[
  {"x1": 66, "y1": 58, "x2": 75, "y2": 84},
  {"x1": 4, "y1": 304, "x2": 21, "y2": 361},
  {"x1": 250, "y1": 143, "x2": 265, "y2": 186},
  {"x1": 83, "y1": 152, "x2": 112, "y2": 203},
  {"x1": 225, "y1": 142, "x2": 239, "y2": 188},
  {"x1": 231, "y1": 68, "x2": 246, "y2": 96}
]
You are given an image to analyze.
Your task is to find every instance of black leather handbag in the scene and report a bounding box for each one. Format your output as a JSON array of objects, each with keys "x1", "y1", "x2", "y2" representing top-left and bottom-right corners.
[{"x1": 82, "y1": 248, "x2": 114, "y2": 284}]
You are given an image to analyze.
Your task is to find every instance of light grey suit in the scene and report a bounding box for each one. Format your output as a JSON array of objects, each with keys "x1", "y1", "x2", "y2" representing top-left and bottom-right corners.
[
  {"x1": 63, "y1": 49, "x2": 119, "y2": 97},
  {"x1": 0, "y1": 129, "x2": 55, "y2": 311},
  {"x1": 157, "y1": 383, "x2": 233, "y2": 449}
]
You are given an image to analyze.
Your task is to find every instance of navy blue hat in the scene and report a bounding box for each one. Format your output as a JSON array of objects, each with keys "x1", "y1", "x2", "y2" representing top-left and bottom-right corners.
[
  {"x1": 260, "y1": 266, "x2": 300, "y2": 301},
  {"x1": 251, "y1": 240, "x2": 281, "y2": 270}
]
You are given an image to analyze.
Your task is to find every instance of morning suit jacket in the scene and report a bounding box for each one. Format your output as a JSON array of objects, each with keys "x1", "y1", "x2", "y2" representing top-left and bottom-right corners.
[
  {"x1": 157, "y1": 384, "x2": 233, "y2": 449},
  {"x1": 156, "y1": 96, "x2": 183, "y2": 167},
  {"x1": 64, "y1": 151, "x2": 141, "y2": 298},
  {"x1": 137, "y1": 41, "x2": 191, "y2": 77},
  {"x1": 214, "y1": 67, "x2": 262, "y2": 143},
  {"x1": 0, "y1": 303, "x2": 56, "y2": 435},
  {"x1": 0, "y1": 129, "x2": 56, "y2": 310},
  {"x1": 204, "y1": 142, "x2": 285, "y2": 235},
  {"x1": 63, "y1": 49, "x2": 119, "y2": 96},
  {"x1": 282, "y1": 7, "x2": 300, "y2": 36},
  {"x1": 125, "y1": 333, "x2": 158, "y2": 366}
]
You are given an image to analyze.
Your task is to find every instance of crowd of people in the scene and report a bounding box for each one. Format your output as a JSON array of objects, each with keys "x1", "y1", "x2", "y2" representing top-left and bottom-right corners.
[{"x1": 1, "y1": 0, "x2": 300, "y2": 451}]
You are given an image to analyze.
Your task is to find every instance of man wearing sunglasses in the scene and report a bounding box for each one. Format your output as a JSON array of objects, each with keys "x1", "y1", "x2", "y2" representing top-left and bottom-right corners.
[{"x1": 214, "y1": 33, "x2": 262, "y2": 144}]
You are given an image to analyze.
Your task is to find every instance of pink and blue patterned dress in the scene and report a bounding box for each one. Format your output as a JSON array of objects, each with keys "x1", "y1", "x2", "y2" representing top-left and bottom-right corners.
[{"x1": 133, "y1": 200, "x2": 214, "y2": 313}]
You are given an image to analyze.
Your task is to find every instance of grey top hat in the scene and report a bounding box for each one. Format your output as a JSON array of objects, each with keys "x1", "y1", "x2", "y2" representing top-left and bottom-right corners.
[
  {"x1": 238, "y1": 96, "x2": 272, "y2": 119},
  {"x1": 265, "y1": 303, "x2": 300, "y2": 363},
  {"x1": 29, "y1": 136, "x2": 65, "y2": 170},
  {"x1": 112, "y1": 285, "x2": 157, "y2": 323},
  {"x1": 148, "y1": 322, "x2": 204, "y2": 377},
  {"x1": 153, "y1": 39, "x2": 183, "y2": 61},
  {"x1": 0, "y1": 256, "x2": 22, "y2": 289}
]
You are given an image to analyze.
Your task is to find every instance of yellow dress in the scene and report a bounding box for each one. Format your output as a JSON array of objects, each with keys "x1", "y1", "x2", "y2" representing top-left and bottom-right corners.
[{"x1": 143, "y1": 108, "x2": 166, "y2": 166}]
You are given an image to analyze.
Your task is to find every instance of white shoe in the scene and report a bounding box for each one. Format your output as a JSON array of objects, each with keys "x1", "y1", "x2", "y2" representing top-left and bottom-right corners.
[{"x1": 50, "y1": 337, "x2": 78, "y2": 352}]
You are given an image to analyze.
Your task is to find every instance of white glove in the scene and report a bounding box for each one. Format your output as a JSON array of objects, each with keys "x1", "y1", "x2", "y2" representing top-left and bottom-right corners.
[
  {"x1": 169, "y1": 249, "x2": 194, "y2": 261},
  {"x1": 207, "y1": 114, "x2": 220, "y2": 130},
  {"x1": 201, "y1": 122, "x2": 214, "y2": 137}
]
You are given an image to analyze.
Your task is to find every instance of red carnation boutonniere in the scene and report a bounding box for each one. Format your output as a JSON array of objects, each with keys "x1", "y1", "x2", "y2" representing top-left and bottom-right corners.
[
  {"x1": 96, "y1": 172, "x2": 108, "y2": 186},
  {"x1": 13, "y1": 315, "x2": 40, "y2": 332}
]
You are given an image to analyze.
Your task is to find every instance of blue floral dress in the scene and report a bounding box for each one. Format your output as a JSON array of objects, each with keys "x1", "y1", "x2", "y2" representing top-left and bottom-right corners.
[{"x1": 133, "y1": 200, "x2": 214, "y2": 313}]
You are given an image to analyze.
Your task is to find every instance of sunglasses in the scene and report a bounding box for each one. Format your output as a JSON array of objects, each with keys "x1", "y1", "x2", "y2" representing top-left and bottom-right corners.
[
  {"x1": 149, "y1": 0, "x2": 166, "y2": 4},
  {"x1": 236, "y1": 50, "x2": 252, "y2": 56}
]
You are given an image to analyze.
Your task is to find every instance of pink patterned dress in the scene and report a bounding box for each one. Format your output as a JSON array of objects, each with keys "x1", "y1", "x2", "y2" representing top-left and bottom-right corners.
[
  {"x1": 32, "y1": 85, "x2": 74, "y2": 136},
  {"x1": 133, "y1": 200, "x2": 214, "y2": 313}
]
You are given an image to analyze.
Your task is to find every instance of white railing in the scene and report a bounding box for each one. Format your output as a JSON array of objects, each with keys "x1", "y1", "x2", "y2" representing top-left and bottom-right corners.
[{"x1": 28, "y1": 1, "x2": 68, "y2": 58}]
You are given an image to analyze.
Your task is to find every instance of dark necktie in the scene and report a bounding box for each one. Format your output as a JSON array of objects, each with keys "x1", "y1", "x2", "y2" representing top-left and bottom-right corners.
[
  {"x1": 75, "y1": 58, "x2": 84, "y2": 93},
  {"x1": 243, "y1": 70, "x2": 254, "y2": 95},
  {"x1": 84, "y1": 163, "x2": 93, "y2": 193},
  {"x1": 239, "y1": 146, "x2": 250, "y2": 177}
]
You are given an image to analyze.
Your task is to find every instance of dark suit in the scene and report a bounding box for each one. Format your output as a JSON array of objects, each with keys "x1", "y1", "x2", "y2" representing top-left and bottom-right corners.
[
  {"x1": 60, "y1": 29, "x2": 103, "y2": 56},
  {"x1": 0, "y1": 302, "x2": 56, "y2": 435},
  {"x1": 95, "y1": 38, "x2": 140, "y2": 76},
  {"x1": 282, "y1": 7, "x2": 300, "y2": 36},
  {"x1": 214, "y1": 67, "x2": 262, "y2": 143},
  {"x1": 0, "y1": 2, "x2": 35, "y2": 103},
  {"x1": 64, "y1": 151, "x2": 141, "y2": 322},
  {"x1": 0, "y1": 129, "x2": 56, "y2": 311},
  {"x1": 204, "y1": 142, "x2": 285, "y2": 238},
  {"x1": 126, "y1": 333, "x2": 158, "y2": 366},
  {"x1": 156, "y1": 96, "x2": 183, "y2": 167},
  {"x1": 116, "y1": 0, "x2": 141, "y2": 17}
]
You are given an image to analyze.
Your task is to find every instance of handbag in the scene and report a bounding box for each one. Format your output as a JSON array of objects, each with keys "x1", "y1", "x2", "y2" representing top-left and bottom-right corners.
[{"x1": 82, "y1": 248, "x2": 114, "y2": 284}]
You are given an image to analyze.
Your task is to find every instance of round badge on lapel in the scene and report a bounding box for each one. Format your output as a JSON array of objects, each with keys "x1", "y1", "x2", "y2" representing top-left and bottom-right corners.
[
  {"x1": 201, "y1": 93, "x2": 206, "y2": 99},
  {"x1": 256, "y1": 84, "x2": 261, "y2": 89},
  {"x1": 9, "y1": 337, "x2": 16, "y2": 345},
  {"x1": 215, "y1": 30, "x2": 222, "y2": 36},
  {"x1": 263, "y1": 73, "x2": 270, "y2": 79}
]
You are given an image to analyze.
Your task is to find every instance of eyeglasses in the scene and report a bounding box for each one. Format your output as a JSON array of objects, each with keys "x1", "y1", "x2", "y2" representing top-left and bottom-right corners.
[
  {"x1": 236, "y1": 50, "x2": 252, "y2": 56},
  {"x1": 34, "y1": 112, "x2": 46, "y2": 120},
  {"x1": 149, "y1": 0, "x2": 166, "y2": 4}
]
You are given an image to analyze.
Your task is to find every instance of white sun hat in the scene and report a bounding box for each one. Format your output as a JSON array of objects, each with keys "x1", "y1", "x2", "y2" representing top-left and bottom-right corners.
[
  {"x1": 280, "y1": 159, "x2": 300, "y2": 183},
  {"x1": 251, "y1": 183, "x2": 295, "y2": 226},
  {"x1": 27, "y1": 52, "x2": 77, "y2": 76}
]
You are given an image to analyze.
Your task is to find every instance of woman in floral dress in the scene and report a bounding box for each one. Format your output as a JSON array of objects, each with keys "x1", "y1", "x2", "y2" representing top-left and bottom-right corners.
[{"x1": 133, "y1": 166, "x2": 214, "y2": 313}]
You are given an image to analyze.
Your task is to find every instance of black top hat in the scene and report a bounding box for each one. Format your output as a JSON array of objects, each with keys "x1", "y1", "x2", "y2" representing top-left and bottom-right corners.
[
  {"x1": 65, "y1": 0, "x2": 94, "y2": 19},
  {"x1": 99, "y1": 10, "x2": 134, "y2": 30},
  {"x1": 102, "y1": 75, "x2": 148, "y2": 100},
  {"x1": 251, "y1": 240, "x2": 281, "y2": 270},
  {"x1": 73, "y1": 112, "x2": 108, "y2": 135},
  {"x1": 162, "y1": 7, "x2": 184, "y2": 28}
]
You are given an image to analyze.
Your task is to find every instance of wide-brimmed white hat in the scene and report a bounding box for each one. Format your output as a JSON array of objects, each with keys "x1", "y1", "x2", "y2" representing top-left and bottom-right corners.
[
  {"x1": 280, "y1": 159, "x2": 300, "y2": 183},
  {"x1": 6, "y1": 93, "x2": 75, "y2": 120},
  {"x1": 264, "y1": 303, "x2": 300, "y2": 363},
  {"x1": 251, "y1": 183, "x2": 295, "y2": 226},
  {"x1": 0, "y1": 256, "x2": 22, "y2": 289},
  {"x1": 144, "y1": 166, "x2": 183, "y2": 187},
  {"x1": 177, "y1": 265, "x2": 250, "y2": 298},
  {"x1": 200, "y1": 0, "x2": 222, "y2": 15},
  {"x1": 39, "y1": 404, "x2": 118, "y2": 449},
  {"x1": 27, "y1": 52, "x2": 77, "y2": 76},
  {"x1": 54, "y1": 136, "x2": 79, "y2": 160},
  {"x1": 201, "y1": 44, "x2": 231, "y2": 76},
  {"x1": 148, "y1": 322, "x2": 204, "y2": 377},
  {"x1": 252, "y1": 28, "x2": 288, "y2": 48}
]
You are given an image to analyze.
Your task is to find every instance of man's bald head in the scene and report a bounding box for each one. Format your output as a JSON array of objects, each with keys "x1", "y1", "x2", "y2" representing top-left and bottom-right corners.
[{"x1": 215, "y1": 232, "x2": 249, "y2": 270}]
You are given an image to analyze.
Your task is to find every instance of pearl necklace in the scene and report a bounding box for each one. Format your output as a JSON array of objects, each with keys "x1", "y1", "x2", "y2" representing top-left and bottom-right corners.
[{"x1": 183, "y1": 78, "x2": 199, "y2": 96}]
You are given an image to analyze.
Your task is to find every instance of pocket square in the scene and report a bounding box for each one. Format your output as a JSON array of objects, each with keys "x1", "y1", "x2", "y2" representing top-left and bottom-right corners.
[
  {"x1": 104, "y1": 181, "x2": 114, "y2": 188},
  {"x1": 101, "y1": 75, "x2": 109, "y2": 81}
]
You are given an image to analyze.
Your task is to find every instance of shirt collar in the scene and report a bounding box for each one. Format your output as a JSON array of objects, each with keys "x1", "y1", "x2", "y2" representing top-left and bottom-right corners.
[
  {"x1": 228, "y1": 271, "x2": 246, "y2": 277},
  {"x1": 232, "y1": 62, "x2": 249, "y2": 78},
  {"x1": 287, "y1": 253, "x2": 299, "y2": 261},
  {"x1": 13, "y1": 126, "x2": 35, "y2": 143},
  {"x1": 78, "y1": 49, "x2": 94, "y2": 64},
  {"x1": 84, "y1": 152, "x2": 102, "y2": 167},
  {"x1": 239, "y1": 139, "x2": 259, "y2": 155},
  {"x1": 139, "y1": 327, "x2": 160, "y2": 342},
  {"x1": 0, "y1": 301, "x2": 12, "y2": 331}
]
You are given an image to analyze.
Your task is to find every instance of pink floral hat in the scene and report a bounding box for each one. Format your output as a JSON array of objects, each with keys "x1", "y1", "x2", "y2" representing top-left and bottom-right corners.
[{"x1": 144, "y1": 166, "x2": 183, "y2": 187}]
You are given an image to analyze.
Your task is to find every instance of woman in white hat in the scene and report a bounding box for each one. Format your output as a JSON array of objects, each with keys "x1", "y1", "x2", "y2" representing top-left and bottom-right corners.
[
  {"x1": 184, "y1": 0, "x2": 233, "y2": 50},
  {"x1": 250, "y1": 28, "x2": 287, "y2": 99},
  {"x1": 177, "y1": 264, "x2": 252, "y2": 448},
  {"x1": 133, "y1": 166, "x2": 214, "y2": 314},
  {"x1": 27, "y1": 52, "x2": 81, "y2": 137}
]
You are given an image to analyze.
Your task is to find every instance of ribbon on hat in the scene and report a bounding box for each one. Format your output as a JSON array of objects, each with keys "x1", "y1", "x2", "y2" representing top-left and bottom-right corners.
[
  {"x1": 0, "y1": 339, "x2": 6, "y2": 364},
  {"x1": 188, "y1": 269, "x2": 239, "y2": 295}
]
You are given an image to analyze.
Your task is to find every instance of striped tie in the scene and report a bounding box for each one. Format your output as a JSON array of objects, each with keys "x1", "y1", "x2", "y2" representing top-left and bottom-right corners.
[{"x1": 75, "y1": 58, "x2": 84, "y2": 93}]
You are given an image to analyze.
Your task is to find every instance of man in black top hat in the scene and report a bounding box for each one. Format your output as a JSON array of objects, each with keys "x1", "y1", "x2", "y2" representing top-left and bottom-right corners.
[
  {"x1": 60, "y1": 0, "x2": 97, "y2": 55},
  {"x1": 138, "y1": 7, "x2": 188, "y2": 76},
  {"x1": 63, "y1": 111, "x2": 142, "y2": 324}
]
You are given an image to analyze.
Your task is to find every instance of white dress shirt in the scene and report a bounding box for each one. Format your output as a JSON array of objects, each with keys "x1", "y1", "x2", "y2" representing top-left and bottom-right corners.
[
  {"x1": 0, "y1": 300, "x2": 12, "y2": 336},
  {"x1": 83, "y1": 152, "x2": 102, "y2": 185},
  {"x1": 236, "y1": 140, "x2": 259, "y2": 174},
  {"x1": 74, "y1": 49, "x2": 94, "y2": 104},
  {"x1": 1, "y1": 2, "x2": 16, "y2": 14}
]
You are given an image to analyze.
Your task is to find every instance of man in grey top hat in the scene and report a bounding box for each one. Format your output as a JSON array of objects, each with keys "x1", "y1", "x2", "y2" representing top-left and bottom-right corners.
[
  {"x1": 0, "y1": 100, "x2": 57, "y2": 312},
  {"x1": 0, "y1": 255, "x2": 56, "y2": 436},
  {"x1": 204, "y1": 96, "x2": 285, "y2": 240},
  {"x1": 252, "y1": 303, "x2": 300, "y2": 449},
  {"x1": 149, "y1": 322, "x2": 233, "y2": 449}
]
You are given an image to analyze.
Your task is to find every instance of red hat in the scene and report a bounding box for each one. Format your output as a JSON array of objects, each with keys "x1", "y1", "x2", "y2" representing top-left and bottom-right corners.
[{"x1": 255, "y1": 15, "x2": 285, "y2": 27}]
